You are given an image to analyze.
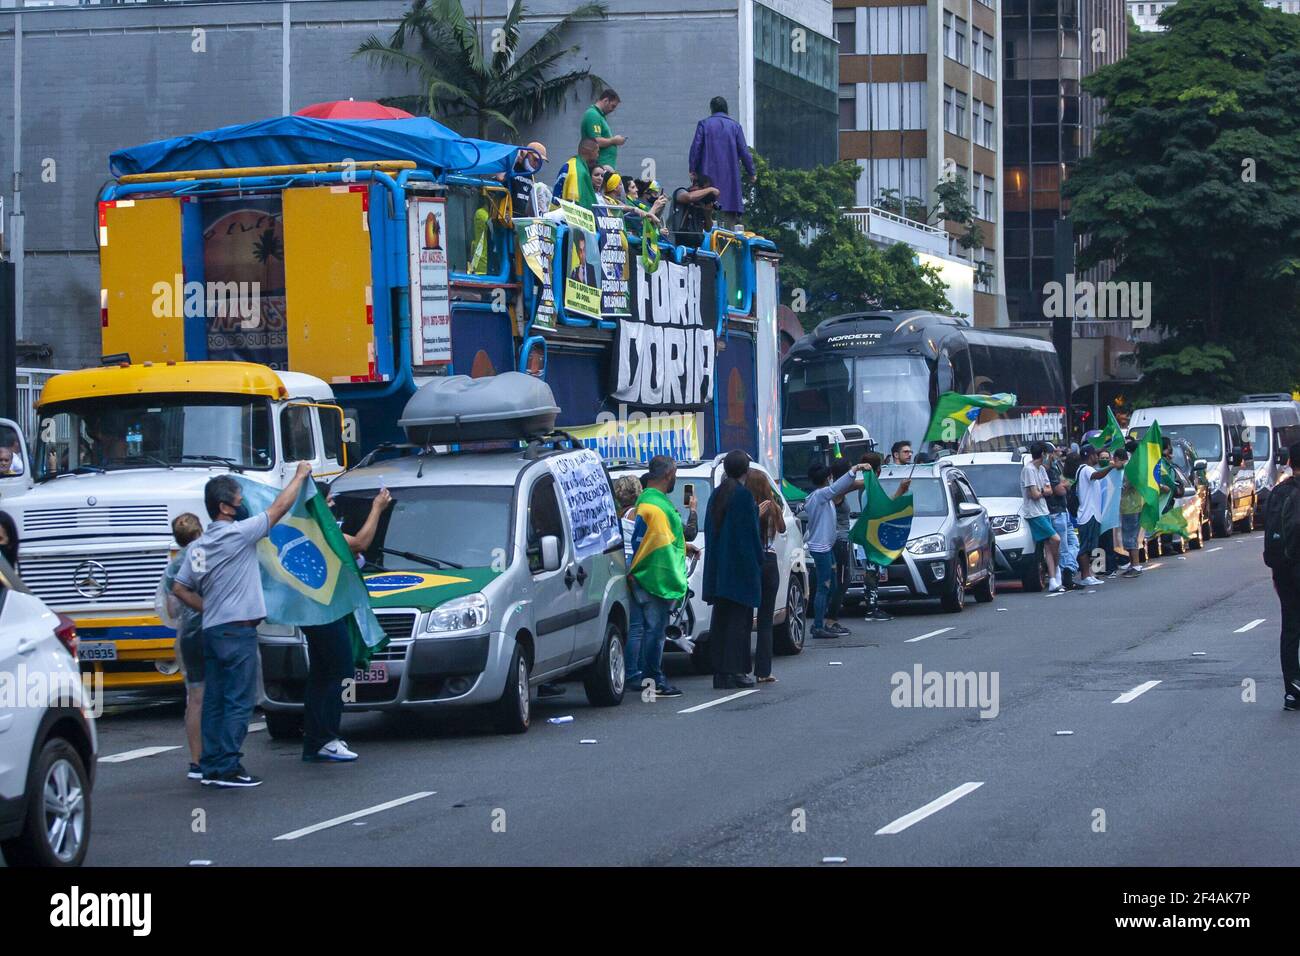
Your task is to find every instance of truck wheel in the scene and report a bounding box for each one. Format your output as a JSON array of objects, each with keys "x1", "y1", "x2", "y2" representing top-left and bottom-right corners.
[
  {"x1": 264, "y1": 712, "x2": 304, "y2": 740},
  {"x1": 1, "y1": 738, "x2": 91, "y2": 867},
  {"x1": 940, "y1": 560, "x2": 966, "y2": 613},
  {"x1": 773, "y1": 575, "x2": 807, "y2": 656},
  {"x1": 492, "y1": 642, "x2": 531, "y2": 734},
  {"x1": 583, "y1": 619, "x2": 626, "y2": 707}
]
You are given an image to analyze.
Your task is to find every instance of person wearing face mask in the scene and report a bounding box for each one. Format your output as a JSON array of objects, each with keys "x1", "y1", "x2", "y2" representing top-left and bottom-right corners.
[
  {"x1": 172, "y1": 463, "x2": 313, "y2": 789},
  {"x1": 0, "y1": 509, "x2": 18, "y2": 570},
  {"x1": 509, "y1": 142, "x2": 548, "y2": 218},
  {"x1": 1044, "y1": 442, "x2": 1081, "y2": 591}
]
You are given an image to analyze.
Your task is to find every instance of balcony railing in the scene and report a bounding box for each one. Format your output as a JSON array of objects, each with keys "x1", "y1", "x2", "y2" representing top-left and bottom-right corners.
[{"x1": 842, "y1": 206, "x2": 950, "y2": 256}]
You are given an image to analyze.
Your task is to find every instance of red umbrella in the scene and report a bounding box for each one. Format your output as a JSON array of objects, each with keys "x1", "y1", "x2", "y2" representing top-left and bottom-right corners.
[{"x1": 294, "y1": 100, "x2": 415, "y2": 120}]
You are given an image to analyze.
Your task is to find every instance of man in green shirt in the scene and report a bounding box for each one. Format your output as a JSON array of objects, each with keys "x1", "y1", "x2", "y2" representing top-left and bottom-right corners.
[{"x1": 582, "y1": 89, "x2": 624, "y2": 168}]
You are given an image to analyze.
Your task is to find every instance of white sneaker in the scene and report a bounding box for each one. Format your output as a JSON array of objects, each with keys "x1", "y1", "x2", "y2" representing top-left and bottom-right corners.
[
  {"x1": 1048, "y1": 576, "x2": 1062, "y2": 592},
  {"x1": 313, "y1": 739, "x2": 358, "y2": 762},
  {"x1": 1079, "y1": 576, "x2": 1103, "y2": 587}
]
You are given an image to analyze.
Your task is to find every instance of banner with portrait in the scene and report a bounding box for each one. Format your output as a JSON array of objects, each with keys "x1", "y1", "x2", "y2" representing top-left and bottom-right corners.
[
  {"x1": 559, "y1": 199, "x2": 600, "y2": 321},
  {"x1": 514, "y1": 217, "x2": 557, "y2": 332},
  {"x1": 593, "y1": 203, "x2": 629, "y2": 318}
]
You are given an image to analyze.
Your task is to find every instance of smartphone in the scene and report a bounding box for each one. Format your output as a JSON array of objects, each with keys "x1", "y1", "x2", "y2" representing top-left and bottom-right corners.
[{"x1": 683, "y1": 483, "x2": 695, "y2": 506}]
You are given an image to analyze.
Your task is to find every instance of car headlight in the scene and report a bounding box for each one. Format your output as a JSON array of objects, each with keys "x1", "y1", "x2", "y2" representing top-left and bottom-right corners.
[
  {"x1": 425, "y1": 593, "x2": 489, "y2": 633},
  {"x1": 990, "y1": 515, "x2": 1021, "y2": 535},
  {"x1": 906, "y1": 533, "x2": 946, "y2": 555}
]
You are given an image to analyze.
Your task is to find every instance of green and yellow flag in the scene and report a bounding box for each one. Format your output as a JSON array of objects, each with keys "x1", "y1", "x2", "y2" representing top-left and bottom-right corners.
[
  {"x1": 1123, "y1": 420, "x2": 1168, "y2": 533},
  {"x1": 849, "y1": 470, "x2": 915, "y2": 566},
  {"x1": 923, "y1": 392, "x2": 1017, "y2": 444},
  {"x1": 1089, "y1": 407, "x2": 1125, "y2": 454},
  {"x1": 781, "y1": 478, "x2": 808, "y2": 503}
]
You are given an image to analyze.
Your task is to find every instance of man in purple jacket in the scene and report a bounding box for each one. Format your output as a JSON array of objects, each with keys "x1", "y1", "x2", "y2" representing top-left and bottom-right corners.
[{"x1": 688, "y1": 97, "x2": 756, "y2": 229}]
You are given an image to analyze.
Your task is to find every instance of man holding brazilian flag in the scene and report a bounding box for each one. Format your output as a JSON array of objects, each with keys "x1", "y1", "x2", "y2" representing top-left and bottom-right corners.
[{"x1": 1120, "y1": 421, "x2": 1185, "y2": 572}]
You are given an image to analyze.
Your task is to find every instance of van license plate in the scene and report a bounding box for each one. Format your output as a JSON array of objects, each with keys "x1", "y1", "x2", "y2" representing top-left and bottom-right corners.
[
  {"x1": 354, "y1": 664, "x2": 388, "y2": 684},
  {"x1": 78, "y1": 642, "x2": 117, "y2": 662}
]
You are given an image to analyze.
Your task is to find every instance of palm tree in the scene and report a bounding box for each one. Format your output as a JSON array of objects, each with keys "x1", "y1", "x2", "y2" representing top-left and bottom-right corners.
[{"x1": 356, "y1": 0, "x2": 609, "y2": 140}]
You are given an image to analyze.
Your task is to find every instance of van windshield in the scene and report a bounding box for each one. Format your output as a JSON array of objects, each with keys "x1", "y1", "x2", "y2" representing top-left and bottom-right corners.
[
  {"x1": 333, "y1": 486, "x2": 514, "y2": 571},
  {"x1": 1132, "y1": 424, "x2": 1222, "y2": 462},
  {"x1": 958, "y1": 464, "x2": 1024, "y2": 499},
  {"x1": 35, "y1": 394, "x2": 274, "y2": 479},
  {"x1": 877, "y1": 477, "x2": 948, "y2": 516}
]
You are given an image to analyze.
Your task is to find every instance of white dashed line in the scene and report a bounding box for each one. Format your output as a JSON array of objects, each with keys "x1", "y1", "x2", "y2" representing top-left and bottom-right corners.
[
  {"x1": 99, "y1": 745, "x2": 182, "y2": 763},
  {"x1": 875, "y1": 782, "x2": 984, "y2": 835},
  {"x1": 273, "y1": 791, "x2": 436, "y2": 841},
  {"x1": 1113, "y1": 680, "x2": 1161, "y2": 704},
  {"x1": 1207, "y1": 547, "x2": 1223, "y2": 553},
  {"x1": 678, "y1": 689, "x2": 759, "y2": 713},
  {"x1": 1235, "y1": 619, "x2": 1266, "y2": 633},
  {"x1": 904, "y1": 627, "x2": 954, "y2": 644}
]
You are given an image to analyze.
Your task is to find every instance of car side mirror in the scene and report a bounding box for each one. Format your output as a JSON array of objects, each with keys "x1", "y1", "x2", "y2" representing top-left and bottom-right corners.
[
  {"x1": 957, "y1": 502, "x2": 983, "y2": 518},
  {"x1": 540, "y1": 535, "x2": 562, "y2": 572},
  {"x1": 1276, "y1": 449, "x2": 1289, "y2": 467},
  {"x1": 1194, "y1": 459, "x2": 1208, "y2": 473}
]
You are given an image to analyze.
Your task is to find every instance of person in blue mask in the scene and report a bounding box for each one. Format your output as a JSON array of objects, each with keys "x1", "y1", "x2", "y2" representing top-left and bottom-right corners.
[{"x1": 173, "y1": 463, "x2": 313, "y2": 789}]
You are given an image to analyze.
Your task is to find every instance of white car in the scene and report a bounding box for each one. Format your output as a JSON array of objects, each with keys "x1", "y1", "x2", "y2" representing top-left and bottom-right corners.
[
  {"x1": 940, "y1": 452, "x2": 1049, "y2": 591},
  {"x1": 608, "y1": 457, "x2": 809, "y2": 672},
  {"x1": 0, "y1": 557, "x2": 97, "y2": 866}
]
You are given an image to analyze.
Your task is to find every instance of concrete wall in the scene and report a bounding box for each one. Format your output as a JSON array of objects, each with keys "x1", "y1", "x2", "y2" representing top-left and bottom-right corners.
[{"x1": 0, "y1": 0, "x2": 745, "y2": 370}]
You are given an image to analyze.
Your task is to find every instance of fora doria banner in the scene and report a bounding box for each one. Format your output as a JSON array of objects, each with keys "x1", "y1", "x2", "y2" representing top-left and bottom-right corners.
[{"x1": 611, "y1": 254, "x2": 716, "y2": 409}]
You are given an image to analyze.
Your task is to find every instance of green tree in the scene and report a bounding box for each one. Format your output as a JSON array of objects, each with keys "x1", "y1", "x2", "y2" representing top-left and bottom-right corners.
[
  {"x1": 1134, "y1": 344, "x2": 1238, "y2": 406},
  {"x1": 743, "y1": 155, "x2": 953, "y2": 328},
  {"x1": 357, "y1": 0, "x2": 608, "y2": 140},
  {"x1": 1066, "y1": 0, "x2": 1300, "y2": 399}
]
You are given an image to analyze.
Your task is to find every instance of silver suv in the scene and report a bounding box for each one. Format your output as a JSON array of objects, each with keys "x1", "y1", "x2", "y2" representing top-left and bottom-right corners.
[{"x1": 870, "y1": 462, "x2": 997, "y2": 612}]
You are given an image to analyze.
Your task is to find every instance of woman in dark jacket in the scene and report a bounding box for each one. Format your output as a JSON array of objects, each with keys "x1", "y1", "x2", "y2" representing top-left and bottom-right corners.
[{"x1": 702, "y1": 450, "x2": 764, "y2": 689}]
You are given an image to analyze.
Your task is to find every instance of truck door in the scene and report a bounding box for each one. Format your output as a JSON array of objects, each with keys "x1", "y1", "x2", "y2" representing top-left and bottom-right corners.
[
  {"x1": 0, "y1": 418, "x2": 33, "y2": 503},
  {"x1": 278, "y1": 404, "x2": 324, "y2": 481}
]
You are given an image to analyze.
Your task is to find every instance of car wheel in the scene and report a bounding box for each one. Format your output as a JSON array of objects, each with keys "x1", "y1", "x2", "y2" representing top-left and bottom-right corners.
[
  {"x1": 264, "y1": 712, "x2": 304, "y2": 740},
  {"x1": 774, "y1": 574, "x2": 807, "y2": 656},
  {"x1": 1236, "y1": 506, "x2": 1255, "y2": 533},
  {"x1": 492, "y1": 642, "x2": 530, "y2": 734},
  {"x1": 583, "y1": 619, "x2": 626, "y2": 707},
  {"x1": 1213, "y1": 507, "x2": 1232, "y2": 537},
  {"x1": 1020, "y1": 549, "x2": 1048, "y2": 592},
  {"x1": 972, "y1": 563, "x2": 996, "y2": 603},
  {"x1": 690, "y1": 633, "x2": 713, "y2": 675},
  {"x1": 1, "y1": 738, "x2": 91, "y2": 867},
  {"x1": 940, "y1": 559, "x2": 966, "y2": 613}
]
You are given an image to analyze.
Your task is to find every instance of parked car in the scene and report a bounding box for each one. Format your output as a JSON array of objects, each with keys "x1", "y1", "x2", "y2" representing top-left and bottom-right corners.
[
  {"x1": 938, "y1": 451, "x2": 1048, "y2": 591},
  {"x1": 870, "y1": 462, "x2": 997, "y2": 612},
  {"x1": 257, "y1": 374, "x2": 630, "y2": 736},
  {"x1": 0, "y1": 555, "x2": 97, "y2": 867},
  {"x1": 1129, "y1": 405, "x2": 1258, "y2": 536},
  {"x1": 607, "y1": 457, "x2": 810, "y2": 673}
]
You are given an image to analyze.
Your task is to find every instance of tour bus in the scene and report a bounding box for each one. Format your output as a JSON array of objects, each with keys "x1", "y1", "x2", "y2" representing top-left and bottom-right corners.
[
  {"x1": 782, "y1": 311, "x2": 1068, "y2": 456},
  {"x1": 0, "y1": 361, "x2": 346, "y2": 702}
]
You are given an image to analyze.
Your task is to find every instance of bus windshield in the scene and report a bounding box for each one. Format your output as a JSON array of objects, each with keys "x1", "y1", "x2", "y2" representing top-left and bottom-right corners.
[
  {"x1": 35, "y1": 394, "x2": 274, "y2": 479},
  {"x1": 854, "y1": 356, "x2": 932, "y2": 456}
]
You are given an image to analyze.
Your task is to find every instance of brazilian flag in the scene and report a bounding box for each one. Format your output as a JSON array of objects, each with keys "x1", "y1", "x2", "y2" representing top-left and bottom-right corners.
[
  {"x1": 849, "y1": 470, "x2": 914, "y2": 566},
  {"x1": 923, "y1": 392, "x2": 1017, "y2": 444},
  {"x1": 781, "y1": 478, "x2": 808, "y2": 503},
  {"x1": 628, "y1": 487, "x2": 688, "y2": 601},
  {"x1": 235, "y1": 477, "x2": 388, "y2": 667},
  {"x1": 1123, "y1": 420, "x2": 1168, "y2": 534},
  {"x1": 1089, "y1": 407, "x2": 1125, "y2": 454},
  {"x1": 1152, "y1": 456, "x2": 1191, "y2": 538},
  {"x1": 641, "y1": 216, "x2": 662, "y2": 274}
]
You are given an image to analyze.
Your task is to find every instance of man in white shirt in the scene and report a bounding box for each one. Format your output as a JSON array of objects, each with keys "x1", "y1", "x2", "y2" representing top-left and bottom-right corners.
[
  {"x1": 1074, "y1": 443, "x2": 1117, "y2": 586},
  {"x1": 1021, "y1": 441, "x2": 1062, "y2": 592}
]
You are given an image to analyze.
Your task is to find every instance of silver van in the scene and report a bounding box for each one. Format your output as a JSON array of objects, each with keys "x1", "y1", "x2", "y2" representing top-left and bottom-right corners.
[
  {"x1": 1230, "y1": 401, "x2": 1300, "y2": 510},
  {"x1": 257, "y1": 375, "x2": 630, "y2": 735}
]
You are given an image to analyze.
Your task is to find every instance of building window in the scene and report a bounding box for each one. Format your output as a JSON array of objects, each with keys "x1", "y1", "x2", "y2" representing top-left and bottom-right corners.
[
  {"x1": 867, "y1": 82, "x2": 927, "y2": 131},
  {"x1": 943, "y1": 12, "x2": 969, "y2": 65},
  {"x1": 834, "y1": 8, "x2": 857, "y2": 53},
  {"x1": 972, "y1": 100, "x2": 995, "y2": 149},
  {"x1": 972, "y1": 29, "x2": 996, "y2": 79},
  {"x1": 839, "y1": 84, "x2": 858, "y2": 131},
  {"x1": 971, "y1": 172, "x2": 996, "y2": 222},
  {"x1": 866, "y1": 6, "x2": 927, "y2": 54},
  {"x1": 944, "y1": 88, "x2": 968, "y2": 137},
  {"x1": 975, "y1": 248, "x2": 995, "y2": 293},
  {"x1": 861, "y1": 157, "x2": 928, "y2": 210}
]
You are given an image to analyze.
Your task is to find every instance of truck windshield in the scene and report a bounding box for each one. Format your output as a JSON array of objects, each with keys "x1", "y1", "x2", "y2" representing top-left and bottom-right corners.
[
  {"x1": 35, "y1": 394, "x2": 274, "y2": 479},
  {"x1": 334, "y1": 486, "x2": 514, "y2": 571}
]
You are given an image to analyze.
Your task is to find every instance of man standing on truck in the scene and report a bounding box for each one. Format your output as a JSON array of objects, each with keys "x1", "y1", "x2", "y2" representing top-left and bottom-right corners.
[{"x1": 173, "y1": 462, "x2": 314, "y2": 788}]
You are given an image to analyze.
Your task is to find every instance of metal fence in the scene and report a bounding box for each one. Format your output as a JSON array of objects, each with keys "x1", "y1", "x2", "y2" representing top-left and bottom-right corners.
[{"x1": 16, "y1": 367, "x2": 70, "y2": 442}]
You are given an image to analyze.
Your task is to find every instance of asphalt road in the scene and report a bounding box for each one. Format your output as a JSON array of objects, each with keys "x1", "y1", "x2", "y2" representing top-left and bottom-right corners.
[{"x1": 80, "y1": 530, "x2": 1296, "y2": 866}]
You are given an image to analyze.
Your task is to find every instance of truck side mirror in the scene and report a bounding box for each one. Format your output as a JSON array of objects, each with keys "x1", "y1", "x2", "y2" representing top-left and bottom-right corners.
[
  {"x1": 1231, "y1": 447, "x2": 1244, "y2": 467},
  {"x1": 1277, "y1": 449, "x2": 1289, "y2": 467},
  {"x1": 540, "y1": 535, "x2": 562, "y2": 572}
]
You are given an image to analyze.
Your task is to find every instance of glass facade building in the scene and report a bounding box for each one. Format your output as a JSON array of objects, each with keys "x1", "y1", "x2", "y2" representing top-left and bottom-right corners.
[{"x1": 754, "y1": 2, "x2": 839, "y2": 169}]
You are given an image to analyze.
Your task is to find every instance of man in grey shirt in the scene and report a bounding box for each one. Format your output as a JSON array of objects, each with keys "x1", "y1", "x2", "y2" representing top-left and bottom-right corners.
[
  {"x1": 804, "y1": 461, "x2": 868, "y2": 638},
  {"x1": 174, "y1": 462, "x2": 312, "y2": 788}
]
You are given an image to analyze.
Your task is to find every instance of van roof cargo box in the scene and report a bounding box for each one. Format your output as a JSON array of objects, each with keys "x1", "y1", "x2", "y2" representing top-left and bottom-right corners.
[{"x1": 399, "y1": 372, "x2": 560, "y2": 445}]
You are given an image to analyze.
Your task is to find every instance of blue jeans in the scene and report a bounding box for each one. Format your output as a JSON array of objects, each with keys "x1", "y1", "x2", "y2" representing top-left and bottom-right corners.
[
  {"x1": 1051, "y1": 512, "x2": 1079, "y2": 573},
  {"x1": 302, "y1": 617, "x2": 354, "y2": 756},
  {"x1": 200, "y1": 623, "x2": 260, "y2": 777},
  {"x1": 627, "y1": 580, "x2": 670, "y2": 688},
  {"x1": 1121, "y1": 512, "x2": 1141, "y2": 553},
  {"x1": 811, "y1": 548, "x2": 835, "y2": 628}
]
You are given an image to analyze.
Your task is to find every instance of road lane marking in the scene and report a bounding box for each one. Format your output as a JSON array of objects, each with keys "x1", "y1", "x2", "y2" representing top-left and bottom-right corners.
[
  {"x1": 904, "y1": 627, "x2": 954, "y2": 643},
  {"x1": 1113, "y1": 680, "x2": 1161, "y2": 704},
  {"x1": 1235, "y1": 619, "x2": 1266, "y2": 633},
  {"x1": 1144, "y1": 562, "x2": 1163, "y2": 570},
  {"x1": 875, "y1": 782, "x2": 984, "y2": 835},
  {"x1": 1207, "y1": 547, "x2": 1223, "y2": 552},
  {"x1": 99, "y1": 746, "x2": 182, "y2": 763},
  {"x1": 678, "y1": 689, "x2": 759, "y2": 713},
  {"x1": 273, "y1": 791, "x2": 436, "y2": 841}
]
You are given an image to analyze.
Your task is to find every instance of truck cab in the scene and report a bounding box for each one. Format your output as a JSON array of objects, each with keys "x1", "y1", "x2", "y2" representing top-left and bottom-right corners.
[{"x1": 2, "y1": 360, "x2": 346, "y2": 703}]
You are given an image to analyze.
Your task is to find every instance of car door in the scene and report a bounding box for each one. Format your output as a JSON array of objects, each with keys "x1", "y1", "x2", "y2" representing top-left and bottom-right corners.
[
  {"x1": 567, "y1": 462, "x2": 620, "y2": 666},
  {"x1": 522, "y1": 471, "x2": 577, "y2": 677},
  {"x1": 953, "y1": 474, "x2": 991, "y2": 579},
  {"x1": 0, "y1": 581, "x2": 55, "y2": 800}
]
